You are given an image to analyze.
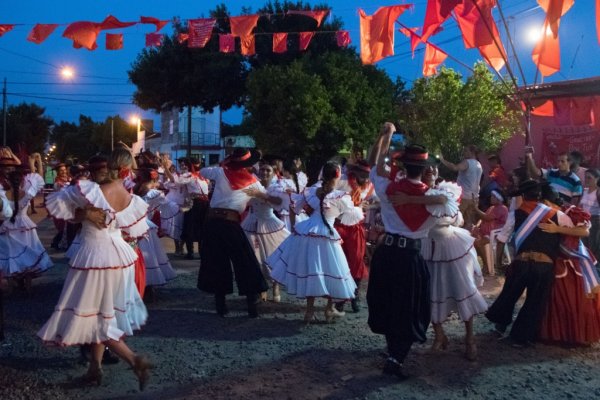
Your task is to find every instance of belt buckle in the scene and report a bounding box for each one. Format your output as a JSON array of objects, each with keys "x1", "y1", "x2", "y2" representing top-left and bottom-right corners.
[
  {"x1": 384, "y1": 235, "x2": 394, "y2": 246},
  {"x1": 398, "y1": 237, "x2": 407, "y2": 248}
]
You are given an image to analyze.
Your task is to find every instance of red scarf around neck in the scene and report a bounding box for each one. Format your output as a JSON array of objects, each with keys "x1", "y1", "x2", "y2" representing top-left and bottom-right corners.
[
  {"x1": 386, "y1": 179, "x2": 430, "y2": 231},
  {"x1": 223, "y1": 166, "x2": 258, "y2": 190}
]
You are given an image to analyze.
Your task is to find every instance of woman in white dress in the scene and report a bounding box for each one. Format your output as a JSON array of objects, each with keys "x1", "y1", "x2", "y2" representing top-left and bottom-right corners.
[
  {"x1": 38, "y1": 149, "x2": 153, "y2": 390},
  {"x1": 0, "y1": 153, "x2": 53, "y2": 289},
  {"x1": 242, "y1": 163, "x2": 290, "y2": 302},
  {"x1": 419, "y1": 164, "x2": 487, "y2": 361},
  {"x1": 267, "y1": 161, "x2": 361, "y2": 323},
  {"x1": 133, "y1": 166, "x2": 177, "y2": 297}
]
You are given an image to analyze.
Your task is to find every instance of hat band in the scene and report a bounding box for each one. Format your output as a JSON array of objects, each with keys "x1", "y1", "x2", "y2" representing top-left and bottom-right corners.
[
  {"x1": 230, "y1": 152, "x2": 251, "y2": 162},
  {"x1": 404, "y1": 152, "x2": 428, "y2": 161}
]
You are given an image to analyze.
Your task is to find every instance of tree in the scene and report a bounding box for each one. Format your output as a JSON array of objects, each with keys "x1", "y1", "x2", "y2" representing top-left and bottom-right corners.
[
  {"x1": 5, "y1": 103, "x2": 54, "y2": 154},
  {"x1": 400, "y1": 62, "x2": 521, "y2": 162}
]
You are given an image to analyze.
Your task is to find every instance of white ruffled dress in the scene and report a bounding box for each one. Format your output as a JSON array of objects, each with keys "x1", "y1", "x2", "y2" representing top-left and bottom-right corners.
[
  {"x1": 161, "y1": 175, "x2": 187, "y2": 240},
  {"x1": 267, "y1": 188, "x2": 361, "y2": 300},
  {"x1": 0, "y1": 189, "x2": 42, "y2": 276},
  {"x1": 421, "y1": 182, "x2": 487, "y2": 323},
  {"x1": 38, "y1": 181, "x2": 149, "y2": 346},
  {"x1": 140, "y1": 189, "x2": 177, "y2": 286},
  {"x1": 0, "y1": 173, "x2": 53, "y2": 275},
  {"x1": 242, "y1": 184, "x2": 290, "y2": 281}
]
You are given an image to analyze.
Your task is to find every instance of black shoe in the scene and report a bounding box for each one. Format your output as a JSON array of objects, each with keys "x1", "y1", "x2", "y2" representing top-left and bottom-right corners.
[
  {"x1": 215, "y1": 295, "x2": 228, "y2": 317},
  {"x1": 351, "y1": 298, "x2": 360, "y2": 313},
  {"x1": 102, "y1": 348, "x2": 120, "y2": 365},
  {"x1": 334, "y1": 302, "x2": 345, "y2": 312},
  {"x1": 382, "y1": 358, "x2": 409, "y2": 380},
  {"x1": 247, "y1": 294, "x2": 259, "y2": 318},
  {"x1": 185, "y1": 253, "x2": 194, "y2": 260}
]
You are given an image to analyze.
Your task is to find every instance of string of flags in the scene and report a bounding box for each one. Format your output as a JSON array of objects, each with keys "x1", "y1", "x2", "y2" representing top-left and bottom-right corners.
[{"x1": 0, "y1": 1, "x2": 598, "y2": 78}]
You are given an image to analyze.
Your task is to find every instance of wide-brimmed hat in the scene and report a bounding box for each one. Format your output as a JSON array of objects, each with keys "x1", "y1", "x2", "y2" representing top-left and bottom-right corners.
[
  {"x1": 509, "y1": 179, "x2": 541, "y2": 197},
  {"x1": 223, "y1": 148, "x2": 260, "y2": 169},
  {"x1": 347, "y1": 160, "x2": 371, "y2": 178},
  {"x1": 399, "y1": 144, "x2": 436, "y2": 166},
  {"x1": 0, "y1": 157, "x2": 21, "y2": 167}
]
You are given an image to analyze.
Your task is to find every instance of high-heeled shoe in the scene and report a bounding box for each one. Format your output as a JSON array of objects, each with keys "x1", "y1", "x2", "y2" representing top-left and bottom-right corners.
[
  {"x1": 324, "y1": 307, "x2": 345, "y2": 323},
  {"x1": 133, "y1": 355, "x2": 153, "y2": 391},
  {"x1": 430, "y1": 335, "x2": 449, "y2": 351},
  {"x1": 82, "y1": 367, "x2": 103, "y2": 386},
  {"x1": 465, "y1": 341, "x2": 478, "y2": 361}
]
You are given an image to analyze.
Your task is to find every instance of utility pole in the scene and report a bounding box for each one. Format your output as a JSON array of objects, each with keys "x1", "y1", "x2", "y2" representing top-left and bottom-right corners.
[{"x1": 2, "y1": 78, "x2": 7, "y2": 147}]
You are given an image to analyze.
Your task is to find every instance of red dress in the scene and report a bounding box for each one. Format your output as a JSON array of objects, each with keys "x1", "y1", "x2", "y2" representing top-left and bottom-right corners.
[{"x1": 539, "y1": 207, "x2": 600, "y2": 345}]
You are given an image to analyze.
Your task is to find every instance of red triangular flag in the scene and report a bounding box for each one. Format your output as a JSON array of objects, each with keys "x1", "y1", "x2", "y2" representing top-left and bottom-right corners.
[
  {"x1": 399, "y1": 27, "x2": 421, "y2": 58},
  {"x1": 27, "y1": 24, "x2": 58, "y2": 44},
  {"x1": 100, "y1": 15, "x2": 136, "y2": 30},
  {"x1": 532, "y1": 21, "x2": 560, "y2": 77},
  {"x1": 299, "y1": 32, "x2": 315, "y2": 51},
  {"x1": 273, "y1": 33, "x2": 288, "y2": 53},
  {"x1": 140, "y1": 16, "x2": 169, "y2": 32},
  {"x1": 336, "y1": 30, "x2": 351, "y2": 47},
  {"x1": 537, "y1": 0, "x2": 574, "y2": 38},
  {"x1": 188, "y1": 18, "x2": 215, "y2": 48},
  {"x1": 145, "y1": 33, "x2": 163, "y2": 47},
  {"x1": 106, "y1": 33, "x2": 123, "y2": 50},
  {"x1": 230, "y1": 15, "x2": 259, "y2": 37},
  {"x1": 553, "y1": 97, "x2": 572, "y2": 125},
  {"x1": 241, "y1": 35, "x2": 256, "y2": 56},
  {"x1": 571, "y1": 97, "x2": 593, "y2": 126},
  {"x1": 63, "y1": 21, "x2": 100, "y2": 50},
  {"x1": 0, "y1": 24, "x2": 14, "y2": 37},
  {"x1": 219, "y1": 34, "x2": 235, "y2": 53},
  {"x1": 453, "y1": 0, "x2": 496, "y2": 49},
  {"x1": 287, "y1": 10, "x2": 329, "y2": 27},
  {"x1": 423, "y1": 43, "x2": 447, "y2": 76},
  {"x1": 421, "y1": 0, "x2": 461, "y2": 43},
  {"x1": 359, "y1": 5, "x2": 412, "y2": 65}
]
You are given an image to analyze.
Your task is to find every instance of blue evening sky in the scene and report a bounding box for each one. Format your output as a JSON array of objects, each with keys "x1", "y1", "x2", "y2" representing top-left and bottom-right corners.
[{"x1": 0, "y1": 1, "x2": 598, "y2": 127}]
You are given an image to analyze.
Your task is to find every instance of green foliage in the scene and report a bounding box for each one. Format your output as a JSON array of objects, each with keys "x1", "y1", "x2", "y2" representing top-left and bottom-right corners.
[
  {"x1": 399, "y1": 62, "x2": 520, "y2": 161},
  {"x1": 4, "y1": 103, "x2": 53, "y2": 153}
]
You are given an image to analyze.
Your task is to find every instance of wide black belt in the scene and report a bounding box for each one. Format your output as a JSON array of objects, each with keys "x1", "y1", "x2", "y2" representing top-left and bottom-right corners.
[{"x1": 382, "y1": 233, "x2": 421, "y2": 251}]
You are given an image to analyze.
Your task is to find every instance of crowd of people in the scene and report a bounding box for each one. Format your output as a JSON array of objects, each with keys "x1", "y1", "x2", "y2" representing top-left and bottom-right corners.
[{"x1": 0, "y1": 121, "x2": 599, "y2": 386}]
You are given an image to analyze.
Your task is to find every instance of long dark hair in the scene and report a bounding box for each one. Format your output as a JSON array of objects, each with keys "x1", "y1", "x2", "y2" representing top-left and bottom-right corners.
[
  {"x1": 319, "y1": 161, "x2": 339, "y2": 236},
  {"x1": 283, "y1": 159, "x2": 299, "y2": 193},
  {"x1": 7, "y1": 170, "x2": 23, "y2": 223}
]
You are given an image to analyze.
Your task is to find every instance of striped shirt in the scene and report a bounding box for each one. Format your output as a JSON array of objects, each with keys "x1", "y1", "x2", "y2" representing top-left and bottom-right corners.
[{"x1": 541, "y1": 168, "x2": 583, "y2": 203}]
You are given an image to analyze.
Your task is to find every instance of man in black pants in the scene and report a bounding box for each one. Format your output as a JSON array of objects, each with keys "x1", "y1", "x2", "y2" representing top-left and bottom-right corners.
[{"x1": 486, "y1": 179, "x2": 574, "y2": 345}]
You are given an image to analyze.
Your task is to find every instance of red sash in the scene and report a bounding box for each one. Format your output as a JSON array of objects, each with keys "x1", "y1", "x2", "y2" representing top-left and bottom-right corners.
[
  {"x1": 386, "y1": 179, "x2": 430, "y2": 231},
  {"x1": 223, "y1": 166, "x2": 258, "y2": 190}
]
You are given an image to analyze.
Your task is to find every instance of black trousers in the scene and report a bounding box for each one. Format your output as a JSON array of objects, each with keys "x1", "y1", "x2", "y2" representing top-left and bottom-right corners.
[
  {"x1": 197, "y1": 217, "x2": 268, "y2": 296},
  {"x1": 486, "y1": 259, "x2": 555, "y2": 343}
]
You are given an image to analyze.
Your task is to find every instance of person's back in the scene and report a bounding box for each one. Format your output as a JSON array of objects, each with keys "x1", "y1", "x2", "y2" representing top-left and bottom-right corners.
[{"x1": 457, "y1": 159, "x2": 482, "y2": 200}]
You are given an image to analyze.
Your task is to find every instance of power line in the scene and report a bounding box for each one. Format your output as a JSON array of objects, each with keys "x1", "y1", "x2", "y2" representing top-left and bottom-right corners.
[
  {"x1": 8, "y1": 93, "x2": 133, "y2": 105},
  {"x1": 7, "y1": 82, "x2": 132, "y2": 86}
]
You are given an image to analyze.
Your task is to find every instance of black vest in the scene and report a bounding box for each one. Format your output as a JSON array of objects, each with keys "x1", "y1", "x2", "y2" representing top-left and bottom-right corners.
[{"x1": 513, "y1": 208, "x2": 560, "y2": 259}]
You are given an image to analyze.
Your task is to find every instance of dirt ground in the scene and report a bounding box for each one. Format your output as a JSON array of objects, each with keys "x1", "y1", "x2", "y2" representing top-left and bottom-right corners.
[{"x1": 1, "y1": 200, "x2": 599, "y2": 400}]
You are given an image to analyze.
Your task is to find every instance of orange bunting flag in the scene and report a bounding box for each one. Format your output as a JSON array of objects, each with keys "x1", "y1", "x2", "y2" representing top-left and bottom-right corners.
[
  {"x1": 454, "y1": 0, "x2": 496, "y2": 49},
  {"x1": 299, "y1": 32, "x2": 315, "y2": 50},
  {"x1": 0, "y1": 24, "x2": 15, "y2": 37},
  {"x1": 145, "y1": 33, "x2": 163, "y2": 47},
  {"x1": 140, "y1": 16, "x2": 169, "y2": 32},
  {"x1": 240, "y1": 35, "x2": 256, "y2": 55},
  {"x1": 423, "y1": 43, "x2": 447, "y2": 76},
  {"x1": 359, "y1": 5, "x2": 412, "y2": 65},
  {"x1": 537, "y1": 0, "x2": 574, "y2": 38},
  {"x1": 63, "y1": 21, "x2": 101, "y2": 50},
  {"x1": 27, "y1": 24, "x2": 58, "y2": 44},
  {"x1": 287, "y1": 10, "x2": 329, "y2": 27},
  {"x1": 421, "y1": 0, "x2": 461, "y2": 43},
  {"x1": 479, "y1": 38, "x2": 507, "y2": 72},
  {"x1": 100, "y1": 15, "x2": 136, "y2": 30},
  {"x1": 188, "y1": 18, "x2": 215, "y2": 48},
  {"x1": 230, "y1": 15, "x2": 259, "y2": 37},
  {"x1": 532, "y1": 21, "x2": 560, "y2": 77},
  {"x1": 105, "y1": 33, "x2": 123, "y2": 50},
  {"x1": 553, "y1": 97, "x2": 572, "y2": 125},
  {"x1": 178, "y1": 33, "x2": 189, "y2": 44},
  {"x1": 571, "y1": 97, "x2": 593, "y2": 126},
  {"x1": 219, "y1": 34, "x2": 235, "y2": 53},
  {"x1": 399, "y1": 27, "x2": 421, "y2": 58},
  {"x1": 336, "y1": 30, "x2": 351, "y2": 47},
  {"x1": 273, "y1": 33, "x2": 288, "y2": 53}
]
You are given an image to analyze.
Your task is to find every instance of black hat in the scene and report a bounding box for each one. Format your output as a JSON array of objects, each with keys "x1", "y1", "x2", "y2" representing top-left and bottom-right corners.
[
  {"x1": 262, "y1": 154, "x2": 285, "y2": 164},
  {"x1": 399, "y1": 144, "x2": 436, "y2": 166},
  {"x1": 510, "y1": 179, "x2": 541, "y2": 197},
  {"x1": 0, "y1": 157, "x2": 21, "y2": 167},
  {"x1": 224, "y1": 148, "x2": 260, "y2": 169}
]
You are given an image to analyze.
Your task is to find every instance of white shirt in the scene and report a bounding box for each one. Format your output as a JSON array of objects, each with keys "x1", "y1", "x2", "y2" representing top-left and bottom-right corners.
[
  {"x1": 201, "y1": 166, "x2": 264, "y2": 214},
  {"x1": 370, "y1": 169, "x2": 436, "y2": 239},
  {"x1": 496, "y1": 207, "x2": 574, "y2": 243},
  {"x1": 456, "y1": 159, "x2": 482, "y2": 200}
]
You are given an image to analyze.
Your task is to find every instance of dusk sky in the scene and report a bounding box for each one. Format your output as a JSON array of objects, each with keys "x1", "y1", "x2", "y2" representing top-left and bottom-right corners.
[{"x1": 1, "y1": 1, "x2": 598, "y2": 128}]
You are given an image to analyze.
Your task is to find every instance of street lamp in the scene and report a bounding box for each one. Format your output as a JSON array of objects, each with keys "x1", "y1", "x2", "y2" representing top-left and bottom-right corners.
[
  {"x1": 60, "y1": 66, "x2": 75, "y2": 80},
  {"x1": 129, "y1": 115, "x2": 142, "y2": 152}
]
